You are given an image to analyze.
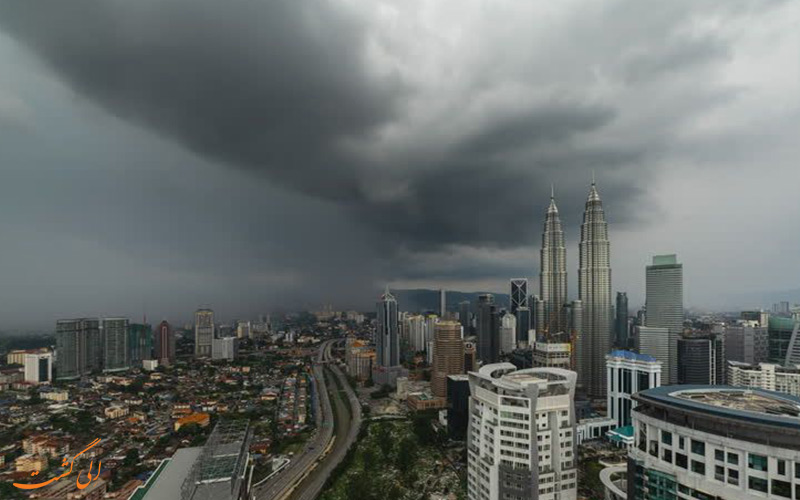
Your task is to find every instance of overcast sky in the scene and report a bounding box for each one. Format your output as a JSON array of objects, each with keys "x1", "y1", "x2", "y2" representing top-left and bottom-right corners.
[{"x1": 0, "y1": 0, "x2": 798, "y2": 329}]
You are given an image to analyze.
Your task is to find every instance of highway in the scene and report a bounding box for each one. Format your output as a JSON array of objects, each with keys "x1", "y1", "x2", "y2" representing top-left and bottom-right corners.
[
  {"x1": 288, "y1": 361, "x2": 362, "y2": 500},
  {"x1": 252, "y1": 338, "x2": 362, "y2": 500},
  {"x1": 251, "y1": 340, "x2": 336, "y2": 500}
]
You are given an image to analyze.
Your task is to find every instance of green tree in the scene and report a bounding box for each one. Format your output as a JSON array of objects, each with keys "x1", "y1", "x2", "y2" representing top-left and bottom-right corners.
[
  {"x1": 124, "y1": 448, "x2": 140, "y2": 467},
  {"x1": 397, "y1": 437, "x2": 417, "y2": 474}
]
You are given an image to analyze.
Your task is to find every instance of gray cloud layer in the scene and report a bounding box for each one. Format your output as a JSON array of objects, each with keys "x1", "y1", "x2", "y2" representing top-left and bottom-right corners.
[{"x1": 0, "y1": 0, "x2": 798, "y2": 327}]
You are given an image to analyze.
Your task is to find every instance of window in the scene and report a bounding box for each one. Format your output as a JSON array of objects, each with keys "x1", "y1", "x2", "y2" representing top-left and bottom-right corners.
[
  {"x1": 749, "y1": 477, "x2": 768, "y2": 493},
  {"x1": 727, "y1": 452, "x2": 738, "y2": 465},
  {"x1": 714, "y1": 465, "x2": 724, "y2": 481},
  {"x1": 748, "y1": 453, "x2": 768, "y2": 472},
  {"x1": 796, "y1": 463, "x2": 800, "y2": 479},
  {"x1": 778, "y1": 460, "x2": 786, "y2": 476},
  {"x1": 676, "y1": 453, "x2": 688, "y2": 469},
  {"x1": 691, "y1": 440, "x2": 705, "y2": 456},
  {"x1": 679, "y1": 436, "x2": 685, "y2": 449},
  {"x1": 772, "y1": 479, "x2": 792, "y2": 498},
  {"x1": 715, "y1": 449, "x2": 724, "y2": 462},
  {"x1": 692, "y1": 460, "x2": 706, "y2": 475},
  {"x1": 662, "y1": 449, "x2": 672, "y2": 463},
  {"x1": 661, "y1": 430, "x2": 672, "y2": 445}
]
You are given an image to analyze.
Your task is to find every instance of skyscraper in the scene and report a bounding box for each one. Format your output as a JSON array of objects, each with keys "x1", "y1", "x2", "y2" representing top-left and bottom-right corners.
[
  {"x1": 578, "y1": 181, "x2": 612, "y2": 398},
  {"x1": 155, "y1": 320, "x2": 176, "y2": 366},
  {"x1": 499, "y1": 311, "x2": 516, "y2": 354},
  {"x1": 615, "y1": 292, "x2": 629, "y2": 348},
  {"x1": 56, "y1": 319, "x2": 91, "y2": 380},
  {"x1": 376, "y1": 287, "x2": 400, "y2": 367},
  {"x1": 678, "y1": 334, "x2": 724, "y2": 385},
  {"x1": 540, "y1": 189, "x2": 567, "y2": 336},
  {"x1": 645, "y1": 254, "x2": 683, "y2": 385},
  {"x1": 467, "y1": 363, "x2": 577, "y2": 500},
  {"x1": 459, "y1": 300, "x2": 472, "y2": 336},
  {"x1": 431, "y1": 321, "x2": 464, "y2": 398},
  {"x1": 128, "y1": 323, "x2": 153, "y2": 366},
  {"x1": 194, "y1": 308, "x2": 215, "y2": 357},
  {"x1": 101, "y1": 318, "x2": 129, "y2": 372},
  {"x1": 514, "y1": 306, "x2": 531, "y2": 347},
  {"x1": 510, "y1": 278, "x2": 528, "y2": 313},
  {"x1": 476, "y1": 294, "x2": 500, "y2": 363}
]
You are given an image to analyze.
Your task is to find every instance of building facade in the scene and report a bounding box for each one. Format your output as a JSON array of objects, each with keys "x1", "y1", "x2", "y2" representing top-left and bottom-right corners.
[
  {"x1": 645, "y1": 254, "x2": 683, "y2": 385},
  {"x1": 511, "y1": 278, "x2": 529, "y2": 313},
  {"x1": 211, "y1": 337, "x2": 238, "y2": 361},
  {"x1": 194, "y1": 308, "x2": 215, "y2": 357},
  {"x1": 467, "y1": 363, "x2": 578, "y2": 500},
  {"x1": 629, "y1": 386, "x2": 800, "y2": 500},
  {"x1": 477, "y1": 294, "x2": 500, "y2": 364},
  {"x1": 128, "y1": 323, "x2": 153, "y2": 366},
  {"x1": 155, "y1": 320, "x2": 176, "y2": 367},
  {"x1": 728, "y1": 362, "x2": 800, "y2": 397},
  {"x1": 101, "y1": 318, "x2": 130, "y2": 372},
  {"x1": 578, "y1": 181, "x2": 613, "y2": 398},
  {"x1": 726, "y1": 323, "x2": 768, "y2": 365},
  {"x1": 677, "y1": 335, "x2": 724, "y2": 385},
  {"x1": 532, "y1": 341, "x2": 572, "y2": 370},
  {"x1": 615, "y1": 292, "x2": 629, "y2": 349},
  {"x1": 500, "y1": 312, "x2": 517, "y2": 354},
  {"x1": 376, "y1": 287, "x2": 400, "y2": 368},
  {"x1": 606, "y1": 350, "x2": 661, "y2": 429},
  {"x1": 432, "y1": 321, "x2": 465, "y2": 398},
  {"x1": 635, "y1": 326, "x2": 671, "y2": 386},
  {"x1": 24, "y1": 352, "x2": 53, "y2": 384}
]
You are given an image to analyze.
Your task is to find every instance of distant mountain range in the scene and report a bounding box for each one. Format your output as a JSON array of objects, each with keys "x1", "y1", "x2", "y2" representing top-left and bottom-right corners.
[{"x1": 390, "y1": 288, "x2": 511, "y2": 314}]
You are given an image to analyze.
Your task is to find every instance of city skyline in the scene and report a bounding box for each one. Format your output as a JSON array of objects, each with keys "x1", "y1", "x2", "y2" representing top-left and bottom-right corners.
[{"x1": 0, "y1": 1, "x2": 799, "y2": 329}]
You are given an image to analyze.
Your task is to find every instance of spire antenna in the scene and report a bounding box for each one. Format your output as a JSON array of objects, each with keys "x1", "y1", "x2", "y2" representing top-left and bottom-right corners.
[
  {"x1": 591, "y1": 170, "x2": 596, "y2": 185},
  {"x1": 550, "y1": 183, "x2": 554, "y2": 199}
]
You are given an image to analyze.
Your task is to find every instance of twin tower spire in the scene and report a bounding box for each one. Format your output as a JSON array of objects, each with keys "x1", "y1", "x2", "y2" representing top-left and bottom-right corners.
[{"x1": 539, "y1": 179, "x2": 612, "y2": 398}]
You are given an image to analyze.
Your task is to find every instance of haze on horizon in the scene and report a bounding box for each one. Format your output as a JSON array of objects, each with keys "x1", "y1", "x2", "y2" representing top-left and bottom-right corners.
[{"x1": 0, "y1": 0, "x2": 798, "y2": 330}]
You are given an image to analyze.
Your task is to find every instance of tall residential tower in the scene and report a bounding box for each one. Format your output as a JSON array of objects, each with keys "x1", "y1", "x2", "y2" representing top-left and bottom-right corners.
[{"x1": 578, "y1": 181, "x2": 612, "y2": 398}]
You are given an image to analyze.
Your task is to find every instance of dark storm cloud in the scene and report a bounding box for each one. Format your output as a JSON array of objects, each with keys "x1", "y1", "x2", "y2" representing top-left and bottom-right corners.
[
  {"x1": 0, "y1": 0, "x2": 648, "y2": 253},
  {"x1": 0, "y1": 0, "x2": 401, "y2": 198},
  {"x1": 0, "y1": 0, "x2": 795, "y2": 321}
]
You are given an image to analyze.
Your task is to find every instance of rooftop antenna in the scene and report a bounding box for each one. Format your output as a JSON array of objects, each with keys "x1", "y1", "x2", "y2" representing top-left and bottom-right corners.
[
  {"x1": 550, "y1": 183, "x2": 554, "y2": 199},
  {"x1": 592, "y1": 170, "x2": 596, "y2": 185}
]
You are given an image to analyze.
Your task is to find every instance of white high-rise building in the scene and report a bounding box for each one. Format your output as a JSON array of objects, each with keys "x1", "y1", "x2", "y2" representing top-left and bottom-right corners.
[
  {"x1": 404, "y1": 315, "x2": 427, "y2": 353},
  {"x1": 606, "y1": 350, "x2": 661, "y2": 429},
  {"x1": 467, "y1": 363, "x2": 578, "y2": 500},
  {"x1": 645, "y1": 254, "x2": 683, "y2": 385},
  {"x1": 578, "y1": 181, "x2": 613, "y2": 398},
  {"x1": 500, "y1": 312, "x2": 517, "y2": 354},
  {"x1": 630, "y1": 386, "x2": 800, "y2": 500},
  {"x1": 24, "y1": 352, "x2": 53, "y2": 384}
]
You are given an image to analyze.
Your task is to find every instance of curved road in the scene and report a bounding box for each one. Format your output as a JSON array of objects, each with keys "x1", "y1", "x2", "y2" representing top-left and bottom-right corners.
[
  {"x1": 289, "y1": 362, "x2": 362, "y2": 500},
  {"x1": 252, "y1": 339, "x2": 361, "y2": 500}
]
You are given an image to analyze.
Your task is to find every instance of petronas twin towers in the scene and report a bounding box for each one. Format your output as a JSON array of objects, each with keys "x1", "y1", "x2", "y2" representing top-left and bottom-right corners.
[{"x1": 539, "y1": 181, "x2": 612, "y2": 398}]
